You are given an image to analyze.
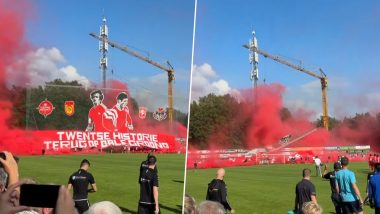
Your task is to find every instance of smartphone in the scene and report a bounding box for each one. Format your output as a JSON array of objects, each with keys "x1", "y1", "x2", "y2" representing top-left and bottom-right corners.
[{"x1": 20, "y1": 184, "x2": 60, "y2": 208}]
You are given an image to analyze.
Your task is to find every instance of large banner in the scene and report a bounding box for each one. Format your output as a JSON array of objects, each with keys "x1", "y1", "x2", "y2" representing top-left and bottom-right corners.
[
  {"x1": 43, "y1": 131, "x2": 174, "y2": 151},
  {"x1": 21, "y1": 84, "x2": 183, "y2": 155}
]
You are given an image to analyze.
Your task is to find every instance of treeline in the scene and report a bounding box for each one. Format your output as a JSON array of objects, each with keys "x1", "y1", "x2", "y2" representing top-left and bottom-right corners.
[
  {"x1": 189, "y1": 93, "x2": 380, "y2": 149},
  {"x1": 6, "y1": 79, "x2": 188, "y2": 130}
]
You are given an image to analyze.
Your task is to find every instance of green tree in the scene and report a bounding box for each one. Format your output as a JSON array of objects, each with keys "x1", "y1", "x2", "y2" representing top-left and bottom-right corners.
[
  {"x1": 189, "y1": 93, "x2": 242, "y2": 149},
  {"x1": 25, "y1": 79, "x2": 92, "y2": 130}
]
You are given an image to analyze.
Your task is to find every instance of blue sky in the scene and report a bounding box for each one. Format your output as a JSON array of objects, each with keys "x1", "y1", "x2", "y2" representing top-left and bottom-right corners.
[
  {"x1": 25, "y1": 0, "x2": 195, "y2": 112},
  {"x1": 192, "y1": 0, "x2": 380, "y2": 118}
]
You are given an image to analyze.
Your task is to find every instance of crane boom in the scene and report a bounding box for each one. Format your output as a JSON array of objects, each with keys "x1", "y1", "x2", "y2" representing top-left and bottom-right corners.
[
  {"x1": 89, "y1": 32, "x2": 175, "y2": 124},
  {"x1": 243, "y1": 44, "x2": 324, "y2": 79},
  {"x1": 243, "y1": 42, "x2": 329, "y2": 130}
]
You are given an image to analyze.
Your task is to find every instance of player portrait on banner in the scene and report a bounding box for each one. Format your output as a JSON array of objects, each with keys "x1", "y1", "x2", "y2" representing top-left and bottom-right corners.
[
  {"x1": 103, "y1": 92, "x2": 134, "y2": 132},
  {"x1": 87, "y1": 90, "x2": 134, "y2": 132},
  {"x1": 86, "y1": 90, "x2": 107, "y2": 132}
]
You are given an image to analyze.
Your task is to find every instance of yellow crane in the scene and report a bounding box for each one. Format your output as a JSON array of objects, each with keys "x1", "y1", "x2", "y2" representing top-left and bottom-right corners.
[
  {"x1": 89, "y1": 32, "x2": 175, "y2": 124},
  {"x1": 243, "y1": 32, "x2": 329, "y2": 130}
]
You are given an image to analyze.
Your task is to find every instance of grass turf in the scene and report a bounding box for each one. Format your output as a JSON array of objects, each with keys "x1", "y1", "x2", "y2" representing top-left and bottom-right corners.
[
  {"x1": 186, "y1": 162, "x2": 373, "y2": 214},
  {"x1": 18, "y1": 153, "x2": 185, "y2": 214}
]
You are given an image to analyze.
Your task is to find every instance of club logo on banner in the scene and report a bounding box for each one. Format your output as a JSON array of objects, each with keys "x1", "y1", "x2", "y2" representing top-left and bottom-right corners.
[
  {"x1": 153, "y1": 107, "x2": 167, "y2": 121},
  {"x1": 139, "y1": 107, "x2": 147, "y2": 119},
  {"x1": 36, "y1": 99, "x2": 55, "y2": 118},
  {"x1": 64, "y1": 101, "x2": 75, "y2": 116}
]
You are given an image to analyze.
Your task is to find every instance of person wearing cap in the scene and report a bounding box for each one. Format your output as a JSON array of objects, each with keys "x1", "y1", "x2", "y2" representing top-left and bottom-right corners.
[
  {"x1": 138, "y1": 155, "x2": 159, "y2": 214},
  {"x1": 323, "y1": 162, "x2": 343, "y2": 214},
  {"x1": 335, "y1": 157, "x2": 363, "y2": 214},
  {"x1": 139, "y1": 153, "x2": 158, "y2": 184},
  {"x1": 68, "y1": 159, "x2": 97, "y2": 214},
  {"x1": 206, "y1": 168, "x2": 235, "y2": 214}
]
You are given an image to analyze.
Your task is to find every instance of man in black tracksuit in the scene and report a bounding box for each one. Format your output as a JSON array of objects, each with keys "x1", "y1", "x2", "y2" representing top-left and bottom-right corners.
[
  {"x1": 138, "y1": 155, "x2": 159, "y2": 214},
  {"x1": 206, "y1": 168, "x2": 235, "y2": 214},
  {"x1": 139, "y1": 153, "x2": 158, "y2": 184},
  {"x1": 68, "y1": 159, "x2": 97, "y2": 214},
  {"x1": 323, "y1": 162, "x2": 342, "y2": 214}
]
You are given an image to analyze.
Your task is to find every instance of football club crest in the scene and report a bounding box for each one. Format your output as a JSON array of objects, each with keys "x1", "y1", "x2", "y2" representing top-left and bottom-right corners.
[
  {"x1": 64, "y1": 101, "x2": 75, "y2": 116},
  {"x1": 139, "y1": 107, "x2": 147, "y2": 119},
  {"x1": 36, "y1": 99, "x2": 55, "y2": 118},
  {"x1": 153, "y1": 107, "x2": 167, "y2": 121}
]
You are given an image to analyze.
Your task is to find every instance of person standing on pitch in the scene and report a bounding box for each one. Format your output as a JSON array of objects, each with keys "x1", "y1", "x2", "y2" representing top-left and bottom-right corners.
[
  {"x1": 323, "y1": 162, "x2": 343, "y2": 214},
  {"x1": 335, "y1": 157, "x2": 363, "y2": 214},
  {"x1": 68, "y1": 159, "x2": 97, "y2": 214},
  {"x1": 368, "y1": 163, "x2": 380, "y2": 213},
  {"x1": 314, "y1": 156, "x2": 322, "y2": 177},
  {"x1": 294, "y1": 168, "x2": 317, "y2": 214},
  {"x1": 366, "y1": 163, "x2": 379, "y2": 197},
  {"x1": 206, "y1": 168, "x2": 235, "y2": 214},
  {"x1": 138, "y1": 155, "x2": 159, "y2": 214},
  {"x1": 139, "y1": 153, "x2": 158, "y2": 184}
]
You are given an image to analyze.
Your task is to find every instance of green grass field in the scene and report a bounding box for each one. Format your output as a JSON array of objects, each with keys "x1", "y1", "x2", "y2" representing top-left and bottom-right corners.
[
  {"x1": 18, "y1": 153, "x2": 185, "y2": 214},
  {"x1": 186, "y1": 162, "x2": 373, "y2": 214}
]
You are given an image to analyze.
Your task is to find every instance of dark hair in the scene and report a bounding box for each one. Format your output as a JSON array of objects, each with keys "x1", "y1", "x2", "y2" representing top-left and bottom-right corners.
[
  {"x1": 375, "y1": 163, "x2": 380, "y2": 172},
  {"x1": 334, "y1": 162, "x2": 342, "y2": 170},
  {"x1": 116, "y1": 92, "x2": 128, "y2": 101},
  {"x1": 80, "y1": 159, "x2": 90, "y2": 167},
  {"x1": 341, "y1": 157, "x2": 349, "y2": 166},
  {"x1": 148, "y1": 156, "x2": 157, "y2": 165},
  {"x1": 90, "y1": 90, "x2": 104, "y2": 101},
  {"x1": 302, "y1": 168, "x2": 311, "y2": 177}
]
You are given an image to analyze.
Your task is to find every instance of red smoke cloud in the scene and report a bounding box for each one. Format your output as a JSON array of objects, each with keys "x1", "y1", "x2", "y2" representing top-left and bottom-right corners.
[
  {"x1": 102, "y1": 79, "x2": 187, "y2": 138},
  {"x1": 188, "y1": 83, "x2": 380, "y2": 168},
  {"x1": 0, "y1": 1, "x2": 186, "y2": 155},
  {"x1": 0, "y1": 0, "x2": 39, "y2": 154}
]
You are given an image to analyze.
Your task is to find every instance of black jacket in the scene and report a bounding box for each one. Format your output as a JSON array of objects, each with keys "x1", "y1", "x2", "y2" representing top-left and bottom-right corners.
[{"x1": 206, "y1": 179, "x2": 232, "y2": 211}]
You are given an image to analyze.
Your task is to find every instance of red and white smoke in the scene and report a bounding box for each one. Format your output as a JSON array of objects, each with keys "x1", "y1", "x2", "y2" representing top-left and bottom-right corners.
[
  {"x1": 188, "y1": 83, "x2": 380, "y2": 168},
  {"x1": 0, "y1": 0, "x2": 187, "y2": 155},
  {"x1": 0, "y1": 0, "x2": 41, "y2": 154}
]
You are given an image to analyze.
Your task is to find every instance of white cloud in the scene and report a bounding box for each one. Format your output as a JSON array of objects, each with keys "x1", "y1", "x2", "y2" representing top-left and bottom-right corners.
[
  {"x1": 127, "y1": 72, "x2": 190, "y2": 113},
  {"x1": 7, "y1": 47, "x2": 90, "y2": 87},
  {"x1": 284, "y1": 76, "x2": 380, "y2": 119},
  {"x1": 191, "y1": 63, "x2": 238, "y2": 101}
]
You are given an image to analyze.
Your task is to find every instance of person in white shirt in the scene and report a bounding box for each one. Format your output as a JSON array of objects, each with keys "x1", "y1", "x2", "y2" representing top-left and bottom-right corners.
[{"x1": 314, "y1": 156, "x2": 322, "y2": 177}]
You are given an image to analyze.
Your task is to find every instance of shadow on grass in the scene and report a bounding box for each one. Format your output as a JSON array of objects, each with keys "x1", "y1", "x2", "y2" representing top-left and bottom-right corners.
[
  {"x1": 172, "y1": 179, "x2": 184, "y2": 183},
  {"x1": 159, "y1": 203, "x2": 182, "y2": 214},
  {"x1": 118, "y1": 204, "x2": 182, "y2": 214},
  {"x1": 118, "y1": 205, "x2": 137, "y2": 214},
  {"x1": 358, "y1": 169, "x2": 371, "y2": 175}
]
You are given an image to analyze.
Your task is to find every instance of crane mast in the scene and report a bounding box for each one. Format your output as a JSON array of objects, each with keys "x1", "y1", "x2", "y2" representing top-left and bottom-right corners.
[
  {"x1": 243, "y1": 32, "x2": 329, "y2": 130},
  {"x1": 99, "y1": 17, "x2": 108, "y2": 88},
  {"x1": 89, "y1": 32, "x2": 175, "y2": 124}
]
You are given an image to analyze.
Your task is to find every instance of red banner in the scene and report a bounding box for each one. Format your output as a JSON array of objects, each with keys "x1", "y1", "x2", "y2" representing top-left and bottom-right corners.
[{"x1": 0, "y1": 130, "x2": 179, "y2": 155}]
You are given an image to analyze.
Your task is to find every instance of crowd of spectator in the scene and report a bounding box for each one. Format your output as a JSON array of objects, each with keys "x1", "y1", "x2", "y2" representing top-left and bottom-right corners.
[{"x1": 0, "y1": 151, "x2": 126, "y2": 214}]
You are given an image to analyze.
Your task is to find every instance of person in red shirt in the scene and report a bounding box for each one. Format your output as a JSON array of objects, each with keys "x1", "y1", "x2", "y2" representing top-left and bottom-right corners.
[
  {"x1": 102, "y1": 92, "x2": 133, "y2": 132},
  {"x1": 86, "y1": 90, "x2": 107, "y2": 132}
]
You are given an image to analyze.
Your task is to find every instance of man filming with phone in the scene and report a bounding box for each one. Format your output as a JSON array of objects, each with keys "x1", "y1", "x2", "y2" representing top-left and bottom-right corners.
[{"x1": 68, "y1": 159, "x2": 97, "y2": 214}]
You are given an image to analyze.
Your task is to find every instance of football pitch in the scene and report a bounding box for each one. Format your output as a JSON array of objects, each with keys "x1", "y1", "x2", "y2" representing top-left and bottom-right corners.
[
  {"x1": 18, "y1": 153, "x2": 185, "y2": 214},
  {"x1": 186, "y1": 162, "x2": 372, "y2": 214}
]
